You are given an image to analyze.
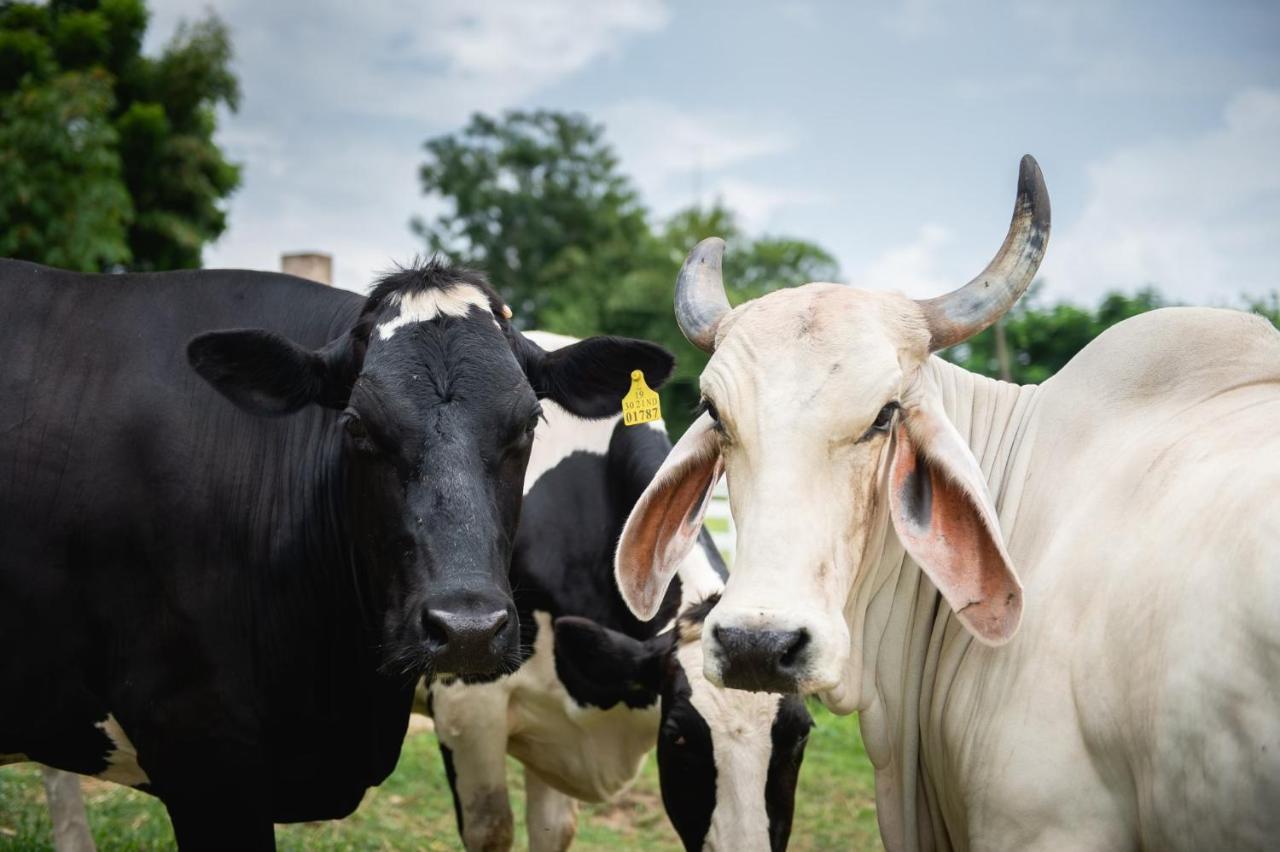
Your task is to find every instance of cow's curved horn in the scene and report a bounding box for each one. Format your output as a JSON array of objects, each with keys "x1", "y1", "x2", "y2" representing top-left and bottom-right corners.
[
  {"x1": 916, "y1": 155, "x2": 1051, "y2": 352},
  {"x1": 675, "y1": 237, "x2": 731, "y2": 353}
]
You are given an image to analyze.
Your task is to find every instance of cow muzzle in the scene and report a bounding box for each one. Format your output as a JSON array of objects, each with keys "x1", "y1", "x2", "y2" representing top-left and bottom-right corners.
[
  {"x1": 420, "y1": 598, "x2": 518, "y2": 676},
  {"x1": 703, "y1": 607, "x2": 847, "y2": 695}
]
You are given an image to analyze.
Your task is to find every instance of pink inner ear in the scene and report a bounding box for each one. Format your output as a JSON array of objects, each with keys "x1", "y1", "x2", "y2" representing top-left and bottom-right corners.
[
  {"x1": 615, "y1": 422, "x2": 722, "y2": 620},
  {"x1": 889, "y1": 421, "x2": 1022, "y2": 644}
]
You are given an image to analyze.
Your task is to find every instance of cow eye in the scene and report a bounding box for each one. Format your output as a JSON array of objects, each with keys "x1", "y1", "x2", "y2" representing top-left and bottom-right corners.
[
  {"x1": 871, "y1": 402, "x2": 898, "y2": 432},
  {"x1": 341, "y1": 411, "x2": 378, "y2": 453},
  {"x1": 699, "y1": 398, "x2": 722, "y2": 432},
  {"x1": 342, "y1": 411, "x2": 366, "y2": 438},
  {"x1": 526, "y1": 408, "x2": 544, "y2": 436}
]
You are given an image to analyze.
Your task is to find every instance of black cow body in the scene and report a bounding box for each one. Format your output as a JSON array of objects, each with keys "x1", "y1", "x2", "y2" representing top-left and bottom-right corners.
[{"x1": 0, "y1": 261, "x2": 671, "y2": 849}]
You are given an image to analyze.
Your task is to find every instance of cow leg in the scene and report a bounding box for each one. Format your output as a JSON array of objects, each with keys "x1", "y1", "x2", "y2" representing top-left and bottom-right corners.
[
  {"x1": 431, "y1": 680, "x2": 513, "y2": 851},
  {"x1": 524, "y1": 767, "x2": 578, "y2": 852},
  {"x1": 41, "y1": 768, "x2": 96, "y2": 852}
]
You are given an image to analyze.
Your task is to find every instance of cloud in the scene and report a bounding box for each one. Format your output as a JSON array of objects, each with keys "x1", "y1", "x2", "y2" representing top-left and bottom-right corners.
[
  {"x1": 1040, "y1": 87, "x2": 1280, "y2": 303},
  {"x1": 153, "y1": 0, "x2": 668, "y2": 124},
  {"x1": 144, "y1": 0, "x2": 669, "y2": 289},
  {"x1": 601, "y1": 98, "x2": 819, "y2": 228},
  {"x1": 852, "y1": 224, "x2": 953, "y2": 297}
]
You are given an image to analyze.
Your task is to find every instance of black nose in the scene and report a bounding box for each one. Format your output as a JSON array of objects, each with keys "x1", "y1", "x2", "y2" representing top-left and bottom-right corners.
[
  {"x1": 423, "y1": 608, "x2": 513, "y2": 675},
  {"x1": 712, "y1": 626, "x2": 809, "y2": 693}
]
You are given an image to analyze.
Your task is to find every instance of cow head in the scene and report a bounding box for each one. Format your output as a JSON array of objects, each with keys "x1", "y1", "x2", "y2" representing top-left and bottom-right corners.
[
  {"x1": 555, "y1": 597, "x2": 813, "y2": 851},
  {"x1": 616, "y1": 157, "x2": 1049, "y2": 700},
  {"x1": 187, "y1": 260, "x2": 673, "y2": 679}
]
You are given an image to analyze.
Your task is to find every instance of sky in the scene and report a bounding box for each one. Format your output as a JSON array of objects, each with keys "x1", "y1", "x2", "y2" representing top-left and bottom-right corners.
[{"x1": 146, "y1": 0, "x2": 1280, "y2": 306}]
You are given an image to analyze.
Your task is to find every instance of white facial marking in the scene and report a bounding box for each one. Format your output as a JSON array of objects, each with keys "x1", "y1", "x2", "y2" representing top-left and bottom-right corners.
[
  {"x1": 677, "y1": 638, "x2": 778, "y2": 850},
  {"x1": 376, "y1": 284, "x2": 497, "y2": 339},
  {"x1": 95, "y1": 713, "x2": 150, "y2": 786}
]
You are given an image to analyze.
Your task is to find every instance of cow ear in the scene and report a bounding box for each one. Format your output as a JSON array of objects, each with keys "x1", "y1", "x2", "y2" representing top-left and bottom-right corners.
[
  {"x1": 615, "y1": 414, "x2": 723, "y2": 621},
  {"x1": 516, "y1": 333, "x2": 675, "y2": 419},
  {"x1": 554, "y1": 616, "x2": 669, "y2": 709},
  {"x1": 187, "y1": 329, "x2": 359, "y2": 416},
  {"x1": 888, "y1": 402, "x2": 1023, "y2": 644}
]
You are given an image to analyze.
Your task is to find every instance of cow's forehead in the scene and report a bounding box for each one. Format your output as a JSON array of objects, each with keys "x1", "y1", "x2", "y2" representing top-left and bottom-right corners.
[{"x1": 703, "y1": 284, "x2": 927, "y2": 421}]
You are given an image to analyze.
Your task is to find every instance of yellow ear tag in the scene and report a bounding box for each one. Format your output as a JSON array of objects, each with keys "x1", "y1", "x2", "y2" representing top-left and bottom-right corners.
[{"x1": 621, "y1": 370, "x2": 661, "y2": 426}]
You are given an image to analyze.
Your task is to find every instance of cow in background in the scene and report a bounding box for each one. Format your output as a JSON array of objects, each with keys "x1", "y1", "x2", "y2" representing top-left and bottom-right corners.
[{"x1": 426, "y1": 331, "x2": 813, "y2": 851}]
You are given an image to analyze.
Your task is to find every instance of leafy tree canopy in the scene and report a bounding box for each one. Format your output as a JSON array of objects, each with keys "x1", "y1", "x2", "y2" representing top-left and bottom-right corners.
[{"x1": 0, "y1": 0, "x2": 240, "y2": 271}]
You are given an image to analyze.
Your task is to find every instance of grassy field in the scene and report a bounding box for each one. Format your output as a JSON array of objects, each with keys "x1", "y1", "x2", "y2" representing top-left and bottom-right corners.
[{"x1": 0, "y1": 704, "x2": 880, "y2": 850}]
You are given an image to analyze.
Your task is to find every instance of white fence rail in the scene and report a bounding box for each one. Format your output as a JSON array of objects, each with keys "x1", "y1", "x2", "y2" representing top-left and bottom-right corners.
[{"x1": 706, "y1": 480, "x2": 736, "y2": 567}]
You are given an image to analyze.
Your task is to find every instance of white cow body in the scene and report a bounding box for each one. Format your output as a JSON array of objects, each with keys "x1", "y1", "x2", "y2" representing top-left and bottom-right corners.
[
  {"x1": 618, "y1": 288, "x2": 1280, "y2": 850},
  {"x1": 618, "y1": 159, "x2": 1280, "y2": 850},
  {"x1": 847, "y1": 307, "x2": 1280, "y2": 851}
]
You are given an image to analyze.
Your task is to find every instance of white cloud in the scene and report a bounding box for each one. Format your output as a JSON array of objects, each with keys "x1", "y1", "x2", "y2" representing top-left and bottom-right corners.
[
  {"x1": 1041, "y1": 88, "x2": 1280, "y2": 303},
  {"x1": 154, "y1": 0, "x2": 668, "y2": 123},
  {"x1": 711, "y1": 179, "x2": 826, "y2": 232},
  {"x1": 144, "y1": 0, "x2": 669, "y2": 290},
  {"x1": 601, "y1": 98, "x2": 819, "y2": 228},
  {"x1": 852, "y1": 224, "x2": 953, "y2": 297}
]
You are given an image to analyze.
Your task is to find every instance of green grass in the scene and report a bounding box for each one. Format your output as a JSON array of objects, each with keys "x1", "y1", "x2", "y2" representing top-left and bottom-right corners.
[{"x1": 0, "y1": 704, "x2": 880, "y2": 850}]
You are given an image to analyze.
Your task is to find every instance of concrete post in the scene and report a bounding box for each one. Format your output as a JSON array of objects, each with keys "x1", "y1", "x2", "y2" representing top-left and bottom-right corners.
[{"x1": 281, "y1": 252, "x2": 333, "y2": 286}]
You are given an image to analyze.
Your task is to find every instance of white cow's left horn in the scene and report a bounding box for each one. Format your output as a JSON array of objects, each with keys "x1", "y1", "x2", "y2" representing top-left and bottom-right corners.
[
  {"x1": 916, "y1": 155, "x2": 1051, "y2": 351},
  {"x1": 675, "y1": 237, "x2": 731, "y2": 353}
]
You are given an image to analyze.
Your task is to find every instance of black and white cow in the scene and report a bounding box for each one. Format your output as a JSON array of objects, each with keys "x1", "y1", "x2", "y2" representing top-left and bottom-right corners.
[
  {"x1": 425, "y1": 331, "x2": 813, "y2": 852},
  {"x1": 0, "y1": 261, "x2": 671, "y2": 850}
]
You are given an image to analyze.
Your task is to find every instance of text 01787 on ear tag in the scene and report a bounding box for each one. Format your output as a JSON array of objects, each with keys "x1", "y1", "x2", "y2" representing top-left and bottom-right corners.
[{"x1": 622, "y1": 370, "x2": 661, "y2": 426}]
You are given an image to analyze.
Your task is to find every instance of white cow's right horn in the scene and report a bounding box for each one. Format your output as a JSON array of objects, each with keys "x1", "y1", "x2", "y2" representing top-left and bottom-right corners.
[
  {"x1": 675, "y1": 237, "x2": 731, "y2": 353},
  {"x1": 915, "y1": 155, "x2": 1051, "y2": 352}
]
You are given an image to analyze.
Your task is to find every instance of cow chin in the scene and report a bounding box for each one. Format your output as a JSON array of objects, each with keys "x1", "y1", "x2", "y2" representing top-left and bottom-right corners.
[{"x1": 701, "y1": 606, "x2": 848, "y2": 696}]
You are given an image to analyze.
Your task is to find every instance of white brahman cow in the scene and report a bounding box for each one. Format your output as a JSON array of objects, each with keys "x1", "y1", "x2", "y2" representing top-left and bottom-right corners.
[{"x1": 616, "y1": 155, "x2": 1280, "y2": 851}]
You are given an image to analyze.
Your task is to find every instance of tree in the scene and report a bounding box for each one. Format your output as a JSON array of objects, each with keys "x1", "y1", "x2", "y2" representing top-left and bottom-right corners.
[
  {"x1": 414, "y1": 110, "x2": 652, "y2": 332},
  {"x1": 0, "y1": 69, "x2": 132, "y2": 269},
  {"x1": 0, "y1": 0, "x2": 240, "y2": 271}
]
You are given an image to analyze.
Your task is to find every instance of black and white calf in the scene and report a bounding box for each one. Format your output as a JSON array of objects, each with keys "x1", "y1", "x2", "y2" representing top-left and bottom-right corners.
[
  {"x1": 425, "y1": 332, "x2": 813, "y2": 851},
  {"x1": 0, "y1": 262, "x2": 670, "y2": 850}
]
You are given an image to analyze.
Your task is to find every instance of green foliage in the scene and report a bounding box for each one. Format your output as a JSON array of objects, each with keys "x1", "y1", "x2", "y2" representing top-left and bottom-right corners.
[
  {"x1": 414, "y1": 110, "x2": 653, "y2": 332},
  {"x1": 0, "y1": 69, "x2": 132, "y2": 269},
  {"x1": 415, "y1": 110, "x2": 839, "y2": 433},
  {"x1": 0, "y1": 0, "x2": 240, "y2": 271},
  {"x1": 942, "y1": 284, "x2": 1170, "y2": 383},
  {"x1": 1244, "y1": 292, "x2": 1280, "y2": 327}
]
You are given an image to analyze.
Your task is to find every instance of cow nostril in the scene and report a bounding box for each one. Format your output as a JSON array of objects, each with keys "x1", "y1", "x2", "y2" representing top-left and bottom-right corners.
[
  {"x1": 778, "y1": 629, "x2": 809, "y2": 671},
  {"x1": 422, "y1": 610, "x2": 450, "y2": 650},
  {"x1": 486, "y1": 610, "x2": 510, "y2": 641}
]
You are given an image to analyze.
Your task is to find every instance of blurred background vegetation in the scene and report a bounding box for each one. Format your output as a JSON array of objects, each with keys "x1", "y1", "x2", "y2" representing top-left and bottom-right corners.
[{"x1": 0, "y1": 0, "x2": 239, "y2": 271}]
